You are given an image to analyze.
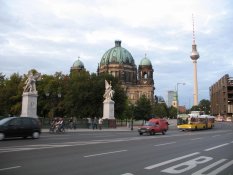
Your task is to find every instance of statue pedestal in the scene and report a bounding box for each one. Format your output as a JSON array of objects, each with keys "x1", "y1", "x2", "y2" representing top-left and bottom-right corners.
[
  {"x1": 21, "y1": 92, "x2": 38, "y2": 118},
  {"x1": 103, "y1": 99, "x2": 115, "y2": 119}
]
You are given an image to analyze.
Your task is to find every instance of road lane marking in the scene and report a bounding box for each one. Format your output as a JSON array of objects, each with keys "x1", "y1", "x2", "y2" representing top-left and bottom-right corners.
[
  {"x1": 154, "y1": 142, "x2": 176, "y2": 146},
  {"x1": 0, "y1": 144, "x2": 73, "y2": 153},
  {"x1": 190, "y1": 138, "x2": 203, "y2": 141},
  {"x1": 144, "y1": 152, "x2": 200, "y2": 170},
  {"x1": 0, "y1": 166, "x2": 21, "y2": 171},
  {"x1": 121, "y1": 173, "x2": 134, "y2": 175},
  {"x1": 161, "y1": 156, "x2": 213, "y2": 174},
  {"x1": 212, "y1": 135, "x2": 220, "y2": 138},
  {"x1": 204, "y1": 143, "x2": 230, "y2": 151},
  {"x1": 192, "y1": 159, "x2": 227, "y2": 175},
  {"x1": 84, "y1": 150, "x2": 127, "y2": 158},
  {"x1": 209, "y1": 160, "x2": 233, "y2": 175}
]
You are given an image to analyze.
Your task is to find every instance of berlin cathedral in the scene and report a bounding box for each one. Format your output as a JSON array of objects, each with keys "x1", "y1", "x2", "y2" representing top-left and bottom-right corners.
[{"x1": 70, "y1": 40, "x2": 155, "y2": 104}]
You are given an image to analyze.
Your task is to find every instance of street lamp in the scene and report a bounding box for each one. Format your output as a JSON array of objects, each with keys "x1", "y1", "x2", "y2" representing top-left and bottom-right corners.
[
  {"x1": 129, "y1": 104, "x2": 135, "y2": 131},
  {"x1": 45, "y1": 91, "x2": 62, "y2": 118},
  {"x1": 176, "y1": 82, "x2": 185, "y2": 117}
]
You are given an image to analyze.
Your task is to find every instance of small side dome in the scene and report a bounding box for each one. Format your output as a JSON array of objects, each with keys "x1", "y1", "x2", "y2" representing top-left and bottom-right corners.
[
  {"x1": 72, "y1": 57, "x2": 84, "y2": 69},
  {"x1": 140, "y1": 55, "x2": 152, "y2": 66}
]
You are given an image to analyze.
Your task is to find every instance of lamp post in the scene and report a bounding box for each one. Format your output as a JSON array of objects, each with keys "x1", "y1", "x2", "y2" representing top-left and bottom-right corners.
[
  {"x1": 129, "y1": 104, "x2": 134, "y2": 131},
  {"x1": 176, "y1": 82, "x2": 185, "y2": 117}
]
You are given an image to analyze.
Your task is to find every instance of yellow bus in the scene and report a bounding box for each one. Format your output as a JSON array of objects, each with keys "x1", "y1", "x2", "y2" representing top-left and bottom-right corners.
[{"x1": 177, "y1": 114, "x2": 215, "y2": 131}]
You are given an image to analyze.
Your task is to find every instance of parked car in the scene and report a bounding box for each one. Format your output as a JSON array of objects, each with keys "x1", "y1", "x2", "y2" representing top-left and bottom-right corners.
[
  {"x1": 138, "y1": 118, "x2": 169, "y2": 135},
  {"x1": 0, "y1": 117, "x2": 41, "y2": 140}
]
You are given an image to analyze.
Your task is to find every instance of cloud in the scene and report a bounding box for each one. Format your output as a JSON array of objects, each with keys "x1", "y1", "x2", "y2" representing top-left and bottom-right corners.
[{"x1": 0, "y1": 0, "x2": 233, "y2": 107}]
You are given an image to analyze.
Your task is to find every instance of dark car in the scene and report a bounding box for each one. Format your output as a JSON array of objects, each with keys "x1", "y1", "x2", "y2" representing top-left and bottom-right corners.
[
  {"x1": 0, "y1": 117, "x2": 41, "y2": 140},
  {"x1": 138, "y1": 118, "x2": 169, "y2": 135}
]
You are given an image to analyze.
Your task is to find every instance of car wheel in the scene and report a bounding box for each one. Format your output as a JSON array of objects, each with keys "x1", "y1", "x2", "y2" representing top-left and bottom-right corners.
[
  {"x1": 139, "y1": 132, "x2": 143, "y2": 135},
  {"x1": 162, "y1": 130, "x2": 165, "y2": 135},
  {"x1": 0, "y1": 133, "x2": 5, "y2": 140},
  {"x1": 32, "y1": 132, "x2": 40, "y2": 139}
]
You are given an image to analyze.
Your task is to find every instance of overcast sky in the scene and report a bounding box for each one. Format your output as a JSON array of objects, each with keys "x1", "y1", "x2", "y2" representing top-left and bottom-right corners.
[{"x1": 1, "y1": 0, "x2": 232, "y2": 108}]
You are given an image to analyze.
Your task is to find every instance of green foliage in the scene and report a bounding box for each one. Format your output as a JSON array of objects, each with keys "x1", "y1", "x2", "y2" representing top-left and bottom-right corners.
[
  {"x1": 152, "y1": 102, "x2": 168, "y2": 118},
  {"x1": 167, "y1": 106, "x2": 177, "y2": 119},
  {"x1": 190, "y1": 105, "x2": 200, "y2": 111},
  {"x1": 198, "y1": 99, "x2": 210, "y2": 114},
  {"x1": 62, "y1": 71, "x2": 127, "y2": 119},
  {"x1": 4, "y1": 73, "x2": 23, "y2": 116},
  {"x1": 0, "y1": 73, "x2": 6, "y2": 116},
  {"x1": 0, "y1": 70, "x2": 212, "y2": 122},
  {"x1": 134, "y1": 95, "x2": 152, "y2": 121},
  {"x1": 190, "y1": 99, "x2": 210, "y2": 114}
]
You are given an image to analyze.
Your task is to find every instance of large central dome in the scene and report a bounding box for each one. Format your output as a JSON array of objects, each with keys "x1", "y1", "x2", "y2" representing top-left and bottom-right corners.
[{"x1": 100, "y1": 40, "x2": 135, "y2": 66}]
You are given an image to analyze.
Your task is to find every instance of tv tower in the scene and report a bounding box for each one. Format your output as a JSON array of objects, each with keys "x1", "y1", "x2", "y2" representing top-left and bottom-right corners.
[{"x1": 190, "y1": 14, "x2": 200, "y2": 106}]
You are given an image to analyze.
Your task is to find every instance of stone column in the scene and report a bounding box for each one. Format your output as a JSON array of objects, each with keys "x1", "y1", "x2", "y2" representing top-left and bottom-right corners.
[
  {"x1": 103, "y1": 99, "x2": 115, "y2": 119},
  {"x1": 21, "y1": 92, "x2": 38, "y2": 118}
]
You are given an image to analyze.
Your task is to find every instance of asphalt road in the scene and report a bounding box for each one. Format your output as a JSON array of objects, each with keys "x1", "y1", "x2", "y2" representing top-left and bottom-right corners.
[{"x1": 0, "y1": 122, "x2": 232, "y2": 175}]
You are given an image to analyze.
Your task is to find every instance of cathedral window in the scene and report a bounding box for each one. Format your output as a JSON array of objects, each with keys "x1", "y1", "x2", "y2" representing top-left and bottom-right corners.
[{"x1": 143, "y1": 73, "x2": 148, "y2": 79}]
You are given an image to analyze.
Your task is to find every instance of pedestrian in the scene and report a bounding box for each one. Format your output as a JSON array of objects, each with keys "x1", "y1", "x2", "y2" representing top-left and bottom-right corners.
[
  {"x1": 93, "y1": 117, "x2": 98, "y2": 130},
  {"x1": 87, "y1": 117, "x2": 91, "y2": 129},
  {"x1": 69, "y1": 117, "x2": 73, "y2": 129},
  {"x1": 58, "y1": 117, "x2": 65, "y2": 132},
  {"x1": 98, "y1": 118, "x2": 103, "y2": 130}
]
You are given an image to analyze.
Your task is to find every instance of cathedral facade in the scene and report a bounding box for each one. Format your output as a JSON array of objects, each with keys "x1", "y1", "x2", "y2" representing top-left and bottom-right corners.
[{"x1": 71, "y1": 40, "x2": 155, "y2": 104}]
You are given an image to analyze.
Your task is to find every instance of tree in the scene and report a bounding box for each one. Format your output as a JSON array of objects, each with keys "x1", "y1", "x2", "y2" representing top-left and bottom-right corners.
[
  {"x1": 168, "y1": 106, "x2": 177, "y2": 119},
  {"x1": 63, "y1": 71, "x2": 127, "y2": 119},
  {"x1": 0, "y1": 70, "x2": 128, "y2": 120},
  {"x1": 190, "y1": 105, "x2": 200, "y2": 111},
  {"x1": 123, "y1": 100, "x2": 134, "y2": 120},
  {"x1": 198, "y1": 99, "x2": 210, "y2": 114},
  {"x1": 134, "y1": 95, "x2": 152, "y2": 121},
  {"x1": 0, "y1": 73, "x2": 6, "y2": 116},
  {"x1": 152, "y1": 102, "x2": 168, "y2": 118},
  {"x1": 37, "y1": 72, "x2": 67, "y2": 119},
  {"x1": 4, "y1": 73, "x2": 23, "y2": 116},
  {"x1": 190, "y1": 99, "x2": 210, "y2": 114}
]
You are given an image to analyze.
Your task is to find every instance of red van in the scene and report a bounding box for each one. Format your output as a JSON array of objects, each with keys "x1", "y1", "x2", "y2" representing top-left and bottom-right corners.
[{"x1": 138, "y1": 118, "x2": 169, "y2": 135}]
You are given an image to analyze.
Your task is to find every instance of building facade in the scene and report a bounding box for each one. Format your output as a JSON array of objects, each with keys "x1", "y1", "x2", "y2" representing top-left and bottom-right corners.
[
  {"x1": 71, "y1": 40, "x2": 155, "y2": 104},
  {"x1": 167, "y1": 91, "x2": 176, "y2": 107},
  {"x1": 209, "y1": 74, "x2": 233, "y2": 117}
]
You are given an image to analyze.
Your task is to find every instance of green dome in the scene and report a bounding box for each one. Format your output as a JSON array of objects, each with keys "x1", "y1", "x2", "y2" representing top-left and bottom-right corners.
[
  {"x1": 140, "y1": 56, "x2": 152, "y2": 66},
  {"x1": 100, "y1": 40, "x2": 135, "y2": 66},
  {"x1": 72, "y1": 58, "x2": 84, "y2": 68}
]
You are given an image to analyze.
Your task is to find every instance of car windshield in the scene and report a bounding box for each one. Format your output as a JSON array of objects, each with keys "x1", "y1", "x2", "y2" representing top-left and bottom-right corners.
[
  {"x1": 144, "y1": 122, "x2": 155, "y2": 126},
  {"x1": 0, "y1": 117, "x2": 12, "y2": 125}
]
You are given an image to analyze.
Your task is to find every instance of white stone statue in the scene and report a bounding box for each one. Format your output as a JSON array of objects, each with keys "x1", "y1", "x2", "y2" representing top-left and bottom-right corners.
[
  {"x1": 103, "y1": 80, "x2": 114, "y2": 100},
  {"x1": 23, "y1": 71, "x2": 41, "y2": 93}
]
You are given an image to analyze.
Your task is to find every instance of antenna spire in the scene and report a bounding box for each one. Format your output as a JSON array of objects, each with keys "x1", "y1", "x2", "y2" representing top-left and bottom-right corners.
[{"x1": 192, "y1": 14, "x2": 196, "y2": 45}]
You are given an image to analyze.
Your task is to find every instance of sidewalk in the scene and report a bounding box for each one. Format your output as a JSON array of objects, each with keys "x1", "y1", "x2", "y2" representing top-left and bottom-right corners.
[
  {"x1": 42, "y1": 119, "x2": 177, "y2": 133},
  {"x1": 42, "y1": 126, "x2": 133, "y2": 133}
]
